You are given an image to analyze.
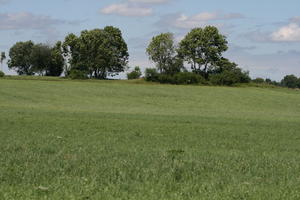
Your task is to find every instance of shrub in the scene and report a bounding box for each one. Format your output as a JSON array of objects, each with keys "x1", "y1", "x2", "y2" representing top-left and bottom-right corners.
[
  {"x1": 281, "y1": 75, "x2": 299, "y2": 88},
  {"x1": 0, "y1": 71, "x2": 4, "y2": 77},
  {"x1": 127, "y1": 66, "x2": 142, "y2": 80},
  {"x1": 210, "y1": 69, "x2": 250, "y2": 86},
  {"x1": 252, "y1": 78, "x2": 265, "y2": 84},
  {"x1": 145, "y1": 68, "x2": 159, "y2": 82},
  {"x1": 158, "y1": 74, "x2": 175, "y2": 84},
  {"x1": 173, "y1": 72, "x2": 205, "y2": 85},
  {"x1": 68, "y1": 69, "x2": 88, "y2": 80}
]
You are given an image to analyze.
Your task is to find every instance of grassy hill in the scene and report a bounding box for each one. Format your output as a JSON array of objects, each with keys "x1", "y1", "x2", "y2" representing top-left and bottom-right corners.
[{"x1": 0, "y1": 78, "x2": 300, "y2": 199}]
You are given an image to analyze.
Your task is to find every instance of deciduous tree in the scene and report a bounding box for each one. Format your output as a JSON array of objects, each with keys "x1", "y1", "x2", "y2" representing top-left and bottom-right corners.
[
  {"x1": 63, "y1": 26, "x2": 129, "y2": 79},
  {"x1": 8, "y1": 41, "x2": 34, "y2": 75},
  {"x1": 147, "y1": 33, "x2": 182, "y2": 74},
  {"x1": 178, "y1": 26, "x2": 228, "y2": 79}
]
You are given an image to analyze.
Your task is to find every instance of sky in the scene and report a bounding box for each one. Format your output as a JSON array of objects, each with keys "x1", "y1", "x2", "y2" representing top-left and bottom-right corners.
[{"x1": 0, "y1": 0, "x2": 300, "y2": 80}]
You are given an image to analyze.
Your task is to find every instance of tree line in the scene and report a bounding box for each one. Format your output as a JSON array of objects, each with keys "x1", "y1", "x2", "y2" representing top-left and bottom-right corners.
[{"x1": 0, "y1": 25, "x2": 299, "y2": 88}]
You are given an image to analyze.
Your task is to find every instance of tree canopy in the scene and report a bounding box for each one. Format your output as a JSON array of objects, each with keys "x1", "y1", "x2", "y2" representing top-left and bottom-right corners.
[
  {"x1": 8, "y1": 41, "x2": 35, "y2": 75},
  {"x1": 146, "y1": 33, "x2": 182, "y2": 74},
  {"x1": 63, "y1": 26, "x2": 129, "y2": 79},
  {"x1": 8, "y1": 41, "x2": 64, "y2": 76},
  {"x1": 178, "y1": 26, "x2": 228, "y2": 79}
]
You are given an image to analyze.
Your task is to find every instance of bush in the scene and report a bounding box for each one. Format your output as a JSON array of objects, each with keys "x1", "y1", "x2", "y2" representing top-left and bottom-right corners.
[
  {"x1": 127, "y1": 66, "x2": 142, "y2": 80},
  {"x1": 252, "y1": 78, "x2": 265, "y2": 84},
  {"x1": 210, "y1": 69, "x2": 250, "y2": 86},
  {"x1": 145, "y1": 68, "x2": 159, "y2": 82},
  {"x1": 68, "y1": 69, "x2": 88, "y2": 80},
  {"x1": 173, "y1": 72, "x2": 205, "y2": 85},
  {"x1": 281, "y1": 75, "x2": 299, "y2": 88},
  {"x1": 0, "y1": 71, "x2": 4, "y2": 77},
  {"x1": 158, "y1": 74, "x2": 176, "y2": 84}
]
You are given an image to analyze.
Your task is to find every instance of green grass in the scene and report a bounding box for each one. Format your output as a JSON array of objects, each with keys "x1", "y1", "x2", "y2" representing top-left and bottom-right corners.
[{"x1": 0, "y1": 78, "x2": 300, "y2": 199}]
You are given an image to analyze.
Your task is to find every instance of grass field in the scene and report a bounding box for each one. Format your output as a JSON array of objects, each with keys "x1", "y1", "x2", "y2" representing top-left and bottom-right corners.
[{"x1": 0, "y1": 77, "x2": 300, "y2": 199}]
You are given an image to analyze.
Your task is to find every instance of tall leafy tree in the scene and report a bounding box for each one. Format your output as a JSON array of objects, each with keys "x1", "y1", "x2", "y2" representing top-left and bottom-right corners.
[
  {"x1": 30, "y1": 43, "x2": 52, "y2": 76},
  {"x1": 0, "y1": 52, "x2": 6, "y2": 71},
  {"x1": 63, "y1": 26, "x2": 129, "y2": 79},
  {"x1": 178, "y1": 26, "x2": 228, "y2": 79},
  {"x1": 30, "y1": 42, "x2": 64, "y2": 76},
  {"x1": 8, "y1": 41, "x2": 34, "y2": 75},
  {"x1": 146, "y1": 33, "x2": 182, "y2": 74},
  {"x1": 47, "y1": 41, "x2": 64, "y2": 76}
]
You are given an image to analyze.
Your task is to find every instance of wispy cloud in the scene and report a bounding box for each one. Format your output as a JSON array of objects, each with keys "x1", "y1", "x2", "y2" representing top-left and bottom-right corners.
[
  {"x1": 100, "y1": 0, "x2": 172, "y2": 17},
  {"x1": 271, "y1": 22, "x2": 300, "y2": 42},
  {"x1": 100, "y1": 3, "x2": 153, "y2": 17},
  {"x1": 243, "y1": 16, "x2": 300, "y2": 43},
  {"x1": 157, "y1": 12, "x2": 244, "y2": 29}
]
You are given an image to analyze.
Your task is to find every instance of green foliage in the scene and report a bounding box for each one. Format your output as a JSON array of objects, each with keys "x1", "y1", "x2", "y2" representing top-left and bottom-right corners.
[
  {"x1": 0, "y1": 79, "x2": 300, "y2": 199},
  {"x1": 252, "y1": 78, "x2": 265, "y2": 84},
  {"x1": 127, "y1": 66, "x2": 142, "y2": 80},
  {"x1": 145, "y1": 71, "x2": 205, "y2": 85},
  {"x1": 145, "y1": 68, "x2": 159, "y2": 82},
  {"x1": 8, "y1": 41, "x2": 35, "y2": 75},
  {"x1": 30, "y1": 44, "x2": 53, "y2": 76},
  {"x1": 281, "y1": 75, "x2": 299, "y2": 88},
  {"x1": 146, "y1": 33, "x2": 182, "y2": 74},
  {"x1": 265, "y1": 78, "x2": 280, "y2": 86},
  {"x1": 8, "y1": 41, "x2": 64, "y2": 76},
  {"x1": 68, "y1": 69, "x2": 88, "y2": 79},
  {"x1": 0, "y1": 52, "x2": 6, "y2": 63},
  {"x1": 178, "y1": 26, "x2": 228, "y2": 79},
  {"x1": 46, "y1": 42, "x2": 64, "y2": 77},
  {"x1": 209, "y1": 58, "x2": 250, "y2": 85},
  {"x1": 63, "y1": 26, "x2": 129, "y2": 79},
  {"x1": 173, "y1": 72, "x2": 206, "y2": 85},
  {"x1": 0, "y1": 70, "x2": 4, "y2": 77},
  {"x1": 157, "y1": 74, "x2": 175, "y2": 84},
  {"x1": 210, "y1": 71, "x2": 238, "y2": 86}
]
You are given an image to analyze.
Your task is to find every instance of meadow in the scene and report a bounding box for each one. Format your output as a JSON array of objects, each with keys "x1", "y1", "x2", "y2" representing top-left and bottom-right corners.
[{"x1": 0, "y1": 77, "x2": 300, "y2": 199}]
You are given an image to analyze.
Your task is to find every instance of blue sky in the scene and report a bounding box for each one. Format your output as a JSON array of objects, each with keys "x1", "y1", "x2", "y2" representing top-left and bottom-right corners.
[{"x1": 1, "y1": 0, "x2": 300, "y2": 80}]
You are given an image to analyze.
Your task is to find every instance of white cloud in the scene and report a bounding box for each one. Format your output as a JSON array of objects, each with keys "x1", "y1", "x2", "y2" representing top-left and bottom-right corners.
[
  {"x1": 271, "y1": 23, "x2": 300, "y2": 42},
  {"x1": 159, "y1": 12, "x2": 244, "y2": 29},
  {"x1": 0, "y1": 12, "x2": 66, "y2": 30},
  {"x1": 100, "y1": 3, "x2": 153, "y2": 17}
]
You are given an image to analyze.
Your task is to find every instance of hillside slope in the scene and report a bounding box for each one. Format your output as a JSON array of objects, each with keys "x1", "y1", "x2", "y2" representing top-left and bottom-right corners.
[{"x1": 0, "y1": 79, "x2": 300, "y2": 199}]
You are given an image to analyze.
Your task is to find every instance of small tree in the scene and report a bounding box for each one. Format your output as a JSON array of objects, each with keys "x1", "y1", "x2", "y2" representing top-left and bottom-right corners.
[
  {"x1": 281, "y1": 75, "x2": 299, "y2": 88},
  {"x1": 127, "y1": 66, "x2": 142, "y2": 80},
  {"x1": 8, "y1": 41, "x2": 35, "y2": 75},
  {"x1": 252, "y1": 78, "x2": 265, "y2": 84},
  {"x1": 0, "y1": 52, "x2": 6, "y2": 72},
  {"x1": 146, "y1": 33, "x2": 181, "y2": 74},
  {"x1": 178, "y1": 26, "x2": 228, "y2": 79}
]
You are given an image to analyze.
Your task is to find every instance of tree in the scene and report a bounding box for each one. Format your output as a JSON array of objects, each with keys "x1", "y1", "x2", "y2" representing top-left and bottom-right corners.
[
  {"x1": 178, "y1": 26, "x2": 228, "y2": 79},
  {"x1": 281, "y1": 75, "x2": 299, "y2": 88},
  {"x1": 146, "y1": 33, "x2": 182, "y2": 74},
  {"x1": 63, "y1": 26, "x2": 129, "y2": 79},
  {"x1": 8, "y1": 41, "x2": 34, "y2": 75},
  {"x1": 0, "y1": 52, "x2": 6, "y2": 71},
  {"x1": 127, "y1": 66, "x2": 142, "y2": 80},
  {"x1": 30, "y1": 44, "x2": 52, "y2": 76},
  {"x1": 252, "y1": 78, "x2": 265, "y2": 84},
  {"x1": 46, "y1": 42, "x2": 64, "y2": 76}
]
